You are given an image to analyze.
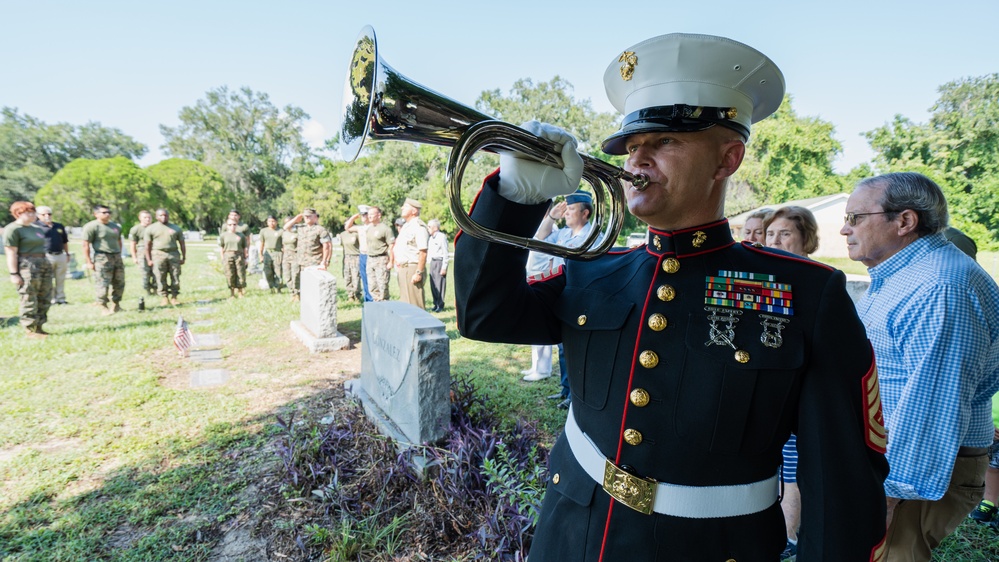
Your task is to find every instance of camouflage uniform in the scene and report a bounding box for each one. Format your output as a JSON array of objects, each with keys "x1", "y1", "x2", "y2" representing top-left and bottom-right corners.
[
  {"x1": 259, "y1": 226, "x2": 284, "y2": 289},
  {"x1": 144, "y1": 221, "x2": 185, "y2": 298},
  {"x1": 365, "y1": 222, "x2": 395, "y2": 301},
  {"x1": 3, "y1": 222, "x2": 53, "y2": 331},
  {"x1": 219, "y1": 223, "x2": 250, "y2": 288},
  {"x1": 281, "y1": 229, "x2": 298, "y2": 295},
  {"x1": 292, "y1": 223, "x2": 331, "y2": 293},
  {"x1": 128, "y1": 222, "x2": 156, "y2": 294},
  {"x1": 219, "y1": 231, "x2": 247, "y2": 289},
  {"x1": 83, "y1": 219, "x2": 124, "y2": 306},
  {"x1": 339, "y1": 230, "x2": 361, "y2": 301}
]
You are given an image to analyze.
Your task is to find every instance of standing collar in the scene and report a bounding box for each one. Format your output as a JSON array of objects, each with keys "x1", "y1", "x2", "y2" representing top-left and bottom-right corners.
[{"x1": 644, "y1": 219, "x2": 735, "y2": 257}]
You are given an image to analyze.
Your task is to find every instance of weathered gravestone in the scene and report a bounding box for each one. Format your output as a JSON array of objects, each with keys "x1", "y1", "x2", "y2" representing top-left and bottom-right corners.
[
  {"x1": 290, "y1": 267, "x2": 350, "y2": 352},
  {"x1": 345, "y1": 301, "x2": 450, "y2": 446},
  {"x1": 183, "y1": 231, "x2": 204, "y2": 242}
]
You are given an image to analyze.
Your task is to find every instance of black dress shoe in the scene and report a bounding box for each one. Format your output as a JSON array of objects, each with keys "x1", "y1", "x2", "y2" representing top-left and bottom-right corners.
[{"x1": 556, "y1": 398, "x2": 571, "y2": 410}]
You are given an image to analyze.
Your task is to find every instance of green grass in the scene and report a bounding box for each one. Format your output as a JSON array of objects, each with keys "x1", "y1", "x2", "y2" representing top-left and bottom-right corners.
[{"x1": 2, "y1": 241, "x2": 998, "y2": 560}]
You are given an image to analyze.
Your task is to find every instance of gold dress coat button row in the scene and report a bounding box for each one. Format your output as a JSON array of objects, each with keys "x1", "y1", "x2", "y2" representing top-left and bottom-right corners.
[
  {"x1": 630, "y1": 388, "x2": 650, "y2": 407},
  {"x1": 639, "y1": 350, "x2": 659, "y2": 369},
  {"x1": 623, "y1": 428, "x2": 643, "y2": 446},
  {"x1": 577, "y1": 314, "x2": 587, "y2": 326},
  {"x1": 657, "y1": 284, "x2": 676, "y2": 302},
  {"x1": 648, "y1": 313, "x2": 667, "y2": 331},
  {"x1": 662, "y1": 257, "x2": 680, "y2": 274}
]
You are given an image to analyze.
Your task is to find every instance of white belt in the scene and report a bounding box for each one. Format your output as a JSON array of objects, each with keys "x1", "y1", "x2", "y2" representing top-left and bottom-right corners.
[{"x1": 564, "y1": 405, "x2": 779, "y2": 518}]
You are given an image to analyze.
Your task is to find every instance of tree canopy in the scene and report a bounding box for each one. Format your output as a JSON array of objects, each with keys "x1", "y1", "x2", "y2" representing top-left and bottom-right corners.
[
  {"x1": 0, "y1": 108, "x2": 147, "y2": 217},
  {"x1": 160, "y1": 86, "x2": 315, "y2": 221},
  {"x1": 35, "y1": 157, "x2": 163, "y2": 230},
  {"x1": 145, "y1": 158, "x2": 228, "y2": 231},
  {"x1": 865, "y1": 73, "x2": 999, "y2": 248}
]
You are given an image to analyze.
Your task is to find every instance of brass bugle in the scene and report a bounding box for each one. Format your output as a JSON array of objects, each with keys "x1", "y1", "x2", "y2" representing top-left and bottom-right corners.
[{"x1": 339, "y1": 25, "x2": 648, "y2": 260}]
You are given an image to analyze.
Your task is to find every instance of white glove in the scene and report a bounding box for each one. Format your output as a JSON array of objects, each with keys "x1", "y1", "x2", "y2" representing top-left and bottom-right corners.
[{"x1": 497, "y1": 121, "x2": 584, "y2": 204}]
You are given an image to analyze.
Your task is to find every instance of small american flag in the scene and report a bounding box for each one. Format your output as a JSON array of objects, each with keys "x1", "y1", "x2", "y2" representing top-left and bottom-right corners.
[{"x1": 174, "y1": 316, "x2": 193, "y2": 357}]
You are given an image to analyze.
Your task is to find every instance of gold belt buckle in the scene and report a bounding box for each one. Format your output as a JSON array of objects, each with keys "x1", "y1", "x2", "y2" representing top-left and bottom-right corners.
[{"x1": 602, "y1": 459, "x2": 657, "y2": 515}]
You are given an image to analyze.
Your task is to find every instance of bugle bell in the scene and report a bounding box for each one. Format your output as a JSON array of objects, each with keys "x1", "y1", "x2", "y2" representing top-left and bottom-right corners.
[{"x1": 339, "y1": 25, "x2": 647, "y2": 260}]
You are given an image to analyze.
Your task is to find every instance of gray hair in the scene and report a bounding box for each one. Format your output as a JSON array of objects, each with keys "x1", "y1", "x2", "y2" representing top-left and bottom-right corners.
[
  {"x1": 427, "y1": 219, "x2": 440, "y2": 228},
  {"x1": 857, "y1": 172, "x2": 948, "y2": 236},
  {"x1": 36, "y1": 205, "x2": 52, "y2": 215}
]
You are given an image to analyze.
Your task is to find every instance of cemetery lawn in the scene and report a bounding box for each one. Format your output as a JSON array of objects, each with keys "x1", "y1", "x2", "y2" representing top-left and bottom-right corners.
[{"x1": 2, "y1": 241, "x2": 998, "y2": 560}]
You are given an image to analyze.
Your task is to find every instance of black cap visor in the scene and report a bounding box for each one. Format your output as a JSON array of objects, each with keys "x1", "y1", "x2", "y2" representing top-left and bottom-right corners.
[{"x1": 601, "y1": 104, "x2": 749, "y2": 155}]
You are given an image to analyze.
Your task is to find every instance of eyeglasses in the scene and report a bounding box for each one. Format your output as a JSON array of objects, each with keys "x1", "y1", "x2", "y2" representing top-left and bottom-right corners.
[
  {"x1": 97, "y1": 210, "x2": 111, "y2": 214},
  {"x1": 843, "y1": 211, "x2": 893, "y2": 227}
]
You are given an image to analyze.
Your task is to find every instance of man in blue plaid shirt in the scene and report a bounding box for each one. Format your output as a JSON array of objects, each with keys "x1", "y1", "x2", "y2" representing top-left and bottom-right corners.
[{"x1": 842, "y1": 172, "x2": 999, "y2": 561}]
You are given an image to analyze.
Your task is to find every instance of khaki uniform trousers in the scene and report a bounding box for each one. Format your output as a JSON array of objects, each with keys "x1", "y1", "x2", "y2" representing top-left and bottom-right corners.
[
  {"x1": 885, "y1": 453, "x2": 987, "y2": 562},
  {"x1": 396, "y1": 262, "x2": 425, "y2": 309}
]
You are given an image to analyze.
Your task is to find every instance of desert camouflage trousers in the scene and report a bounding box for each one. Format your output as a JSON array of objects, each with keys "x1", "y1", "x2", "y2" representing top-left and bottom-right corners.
[
  {"x1": 15, "y1": 255, "x2": 52, "y2": 330},
  {"x1": 223, "y1": 252, "x2": 245, "y2": 289},
  {"x1": 366, "y1": 254, "x2": 391, "y2": 301},
  {"x1": 342, "y1": 254, "x2": 361, "y2": 300},
  {"x1": 93, "y1": 252, "x2": 125, "y2": 305},
  {"x1": 263, "y1": 249, "x2": 283, "y2": 289},
  {"x1": 152, "y1": 250, "x2": 182, "y2": 297}
]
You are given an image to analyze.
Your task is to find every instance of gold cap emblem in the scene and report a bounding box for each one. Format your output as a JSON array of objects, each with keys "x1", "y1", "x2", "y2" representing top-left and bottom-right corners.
[
  {"x1": 630, "y1": 388, "x2": 651, "y2": 407},
  {"x1": 618, "y1": 51, "x2": 638, "y2": 81},
  {"x1": 692, "y1": 231, "x2": 707, "y2": 248},
  {"x1": 647, "y1": 313, "x2": 667, "y2": 332},
  {"x1": 656, "y1": 284, "x2": 676, "y2": 302},
  {"x1": 623, "y1": 428, "x2": 643, "y2": 446},
  {"x1": 662, "y1": 258, "x2": 680, "y2": 274},
  {"x1": 639, "y1": 350, "x2": 659, "y2": 369}
]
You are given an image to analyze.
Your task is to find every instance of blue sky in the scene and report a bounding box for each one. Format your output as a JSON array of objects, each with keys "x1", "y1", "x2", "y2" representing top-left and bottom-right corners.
[{"x1": 3, "y1": 0, "x2": 996, "y2": 172}]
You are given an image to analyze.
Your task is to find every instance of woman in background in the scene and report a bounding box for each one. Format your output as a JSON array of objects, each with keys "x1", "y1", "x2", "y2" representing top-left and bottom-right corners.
[{"x1": 764, "y1": 205, "x2": 820, "y2": 560}]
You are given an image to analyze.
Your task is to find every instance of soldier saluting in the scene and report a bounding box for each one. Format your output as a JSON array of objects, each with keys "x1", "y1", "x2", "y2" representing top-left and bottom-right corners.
[{"x1": 455, "y1": 33, "x2": 889, "y2": 561}]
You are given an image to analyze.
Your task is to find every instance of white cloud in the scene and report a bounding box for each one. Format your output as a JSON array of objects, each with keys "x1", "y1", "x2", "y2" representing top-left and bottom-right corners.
[{"x1": 301, "y1": 119, "x2": 327, "y2": 148}]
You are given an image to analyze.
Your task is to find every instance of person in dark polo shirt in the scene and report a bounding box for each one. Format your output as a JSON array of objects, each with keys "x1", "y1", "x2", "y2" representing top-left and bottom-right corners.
[{"x1": 34, "y1": 205, "x2": 71, "y2": 305}]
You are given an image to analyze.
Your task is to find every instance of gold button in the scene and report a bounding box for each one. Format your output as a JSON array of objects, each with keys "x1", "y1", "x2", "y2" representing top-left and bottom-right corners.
[
  {"x1": 662, "y1": 257, "x2": 680, "y2": 273},
  {"x1": 734, "y1": 349, "x2": 750, "y2": 363},
  {"x1": 630, "y1": 388, "x2": 650, "y2": 407},
  {"x1": 624, "y1": 428, "x2": 643, "y2": 446},
  {"x1": 553, "y1": 473, "x2": 560, "y2": 484},
  {"x1": 577, "y1": 314, "x2": 587, "y2": 326},
  {"x1": 656, "y1": 284, "x2": 676, "y2": 302},
  {"x1": 639, "y1": 350, "x2": 659, "y2": 369},
  {"x1": 647, "y1": 313, "x2": 667, "y2": 331}
]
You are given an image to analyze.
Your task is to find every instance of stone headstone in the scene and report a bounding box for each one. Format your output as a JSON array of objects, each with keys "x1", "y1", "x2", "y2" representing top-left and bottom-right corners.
[
  {"x1": 184, "y1": 231, "x2": 204, "y2": 242},
  {"x1": 290, "y1": 267, "x2": 349, "y2": 352},
  {"x1": 191, "y1": 369, "x2": 228, "y2": 386},
  {"x1": 190, "y1": 349, "x2": 224, "y2": 362},
  {"x1": 346, "y1": 301, "x2": 450, "y2": 445}
]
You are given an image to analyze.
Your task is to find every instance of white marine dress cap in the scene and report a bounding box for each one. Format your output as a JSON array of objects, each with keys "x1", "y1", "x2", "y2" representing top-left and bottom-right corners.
[{"x1": 602, "y1": 33, "x2": 785, "y2": 155}]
